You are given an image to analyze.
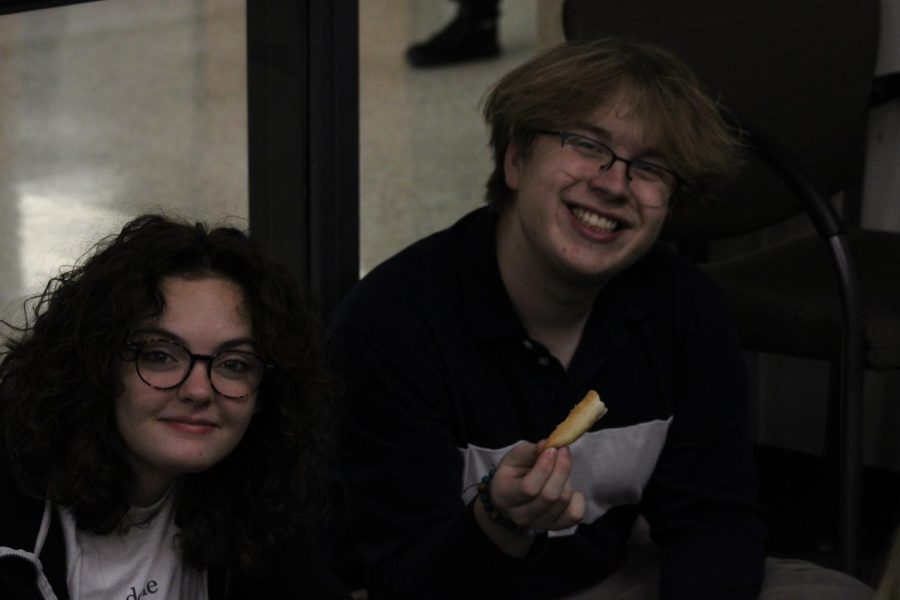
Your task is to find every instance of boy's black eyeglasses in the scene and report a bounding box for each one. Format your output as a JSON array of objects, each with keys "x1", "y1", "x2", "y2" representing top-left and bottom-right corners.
[{"x1": 536, "y1": 129, "x2": 681, "y2": 206}]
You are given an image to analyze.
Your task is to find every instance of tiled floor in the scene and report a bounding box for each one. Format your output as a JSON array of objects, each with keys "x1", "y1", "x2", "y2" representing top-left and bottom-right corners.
[
  {"x1": 358, "y1": 0, "x2": 539, "y2": 274},
  {"x1": 0, "y1": 0, "x2": 539, "y2": 316},
  {"x1": 0, "y1": 0, "x2": 248, "y2": 326}
]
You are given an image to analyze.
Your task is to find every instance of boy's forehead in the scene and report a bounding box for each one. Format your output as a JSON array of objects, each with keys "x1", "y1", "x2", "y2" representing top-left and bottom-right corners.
[{"x1": 580, "y1": 97, "x2": 660, "y2": 151}]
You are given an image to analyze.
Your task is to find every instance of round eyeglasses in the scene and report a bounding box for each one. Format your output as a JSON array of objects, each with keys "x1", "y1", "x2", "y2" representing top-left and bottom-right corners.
[
  {"x1": 124, "y1": 339, "x2": 266, "y2": 399},
  {"x1": 536, "y1": 129, "x2": 681, "y2": 208}
]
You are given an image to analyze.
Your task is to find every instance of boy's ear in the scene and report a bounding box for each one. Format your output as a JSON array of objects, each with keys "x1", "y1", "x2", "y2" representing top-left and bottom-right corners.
[{"x1": 504, "y1": 142, "x2": 524, "y2": 191}]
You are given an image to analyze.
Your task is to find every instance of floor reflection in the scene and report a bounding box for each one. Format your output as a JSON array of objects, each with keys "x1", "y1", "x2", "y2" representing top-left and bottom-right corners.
[{"x1": 0, "y1": 0, "x2": 247, "y2": 326}]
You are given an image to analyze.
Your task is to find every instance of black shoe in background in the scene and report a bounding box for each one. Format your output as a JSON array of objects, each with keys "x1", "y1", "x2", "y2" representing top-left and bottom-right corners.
[{"x1": 405, "y1": 13, "x2": 500, "y2": 67}]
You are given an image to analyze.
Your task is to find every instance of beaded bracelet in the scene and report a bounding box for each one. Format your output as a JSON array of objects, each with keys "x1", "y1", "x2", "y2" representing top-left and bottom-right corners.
[{"x1": 477, "y1": 468, "x2": 535, "y2": 536}]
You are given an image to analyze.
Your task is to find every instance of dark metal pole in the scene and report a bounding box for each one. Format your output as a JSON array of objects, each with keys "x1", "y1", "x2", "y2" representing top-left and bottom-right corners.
[{"x1": 246, "y1": 0, "x2": 359, "y2": 320}]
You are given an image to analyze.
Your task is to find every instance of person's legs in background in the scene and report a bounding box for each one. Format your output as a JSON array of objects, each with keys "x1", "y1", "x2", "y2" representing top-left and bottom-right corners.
[{"x1": 405, "y1": 0, "x2": 501, "y2": 67}]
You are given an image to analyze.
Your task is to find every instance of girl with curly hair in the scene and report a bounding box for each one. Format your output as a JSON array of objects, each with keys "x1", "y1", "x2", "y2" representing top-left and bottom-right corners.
[{"x1": 0, "y1": 215, "x2": 349, "y2": 599}]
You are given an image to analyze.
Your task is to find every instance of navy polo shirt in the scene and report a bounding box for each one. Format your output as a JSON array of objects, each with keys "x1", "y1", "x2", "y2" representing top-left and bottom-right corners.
[{"x1": 330, "y1": 207, "x2": 765, "y2": 599}]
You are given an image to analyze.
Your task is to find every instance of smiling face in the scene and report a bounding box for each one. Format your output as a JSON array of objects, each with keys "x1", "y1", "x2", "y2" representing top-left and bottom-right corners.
[
  {"x1": 116, "y1": 275, "x2": 258, "y2": 506},
  {"x1": 497, "y1": 95, "x2": 671, "y2": 289}
]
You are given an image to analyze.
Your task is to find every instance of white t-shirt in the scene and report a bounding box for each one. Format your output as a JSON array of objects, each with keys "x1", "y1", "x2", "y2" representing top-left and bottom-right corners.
[{"x1": 57, "y1": 489, "x2": 208, "y2": 600}]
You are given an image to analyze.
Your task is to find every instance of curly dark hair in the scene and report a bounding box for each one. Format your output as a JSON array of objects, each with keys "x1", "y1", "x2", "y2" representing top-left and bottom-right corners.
[{"x1": 0, "y1": 214, "x2": 334, "y2": 575}]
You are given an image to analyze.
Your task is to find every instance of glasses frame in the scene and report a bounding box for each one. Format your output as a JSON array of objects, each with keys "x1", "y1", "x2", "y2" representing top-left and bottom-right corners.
[
  {"x1": 535, "y1": 129, "x2": 681, "y2": 205},
  {"x1": 123, "y1": 339, "x2": 268, "y2": 400}
]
